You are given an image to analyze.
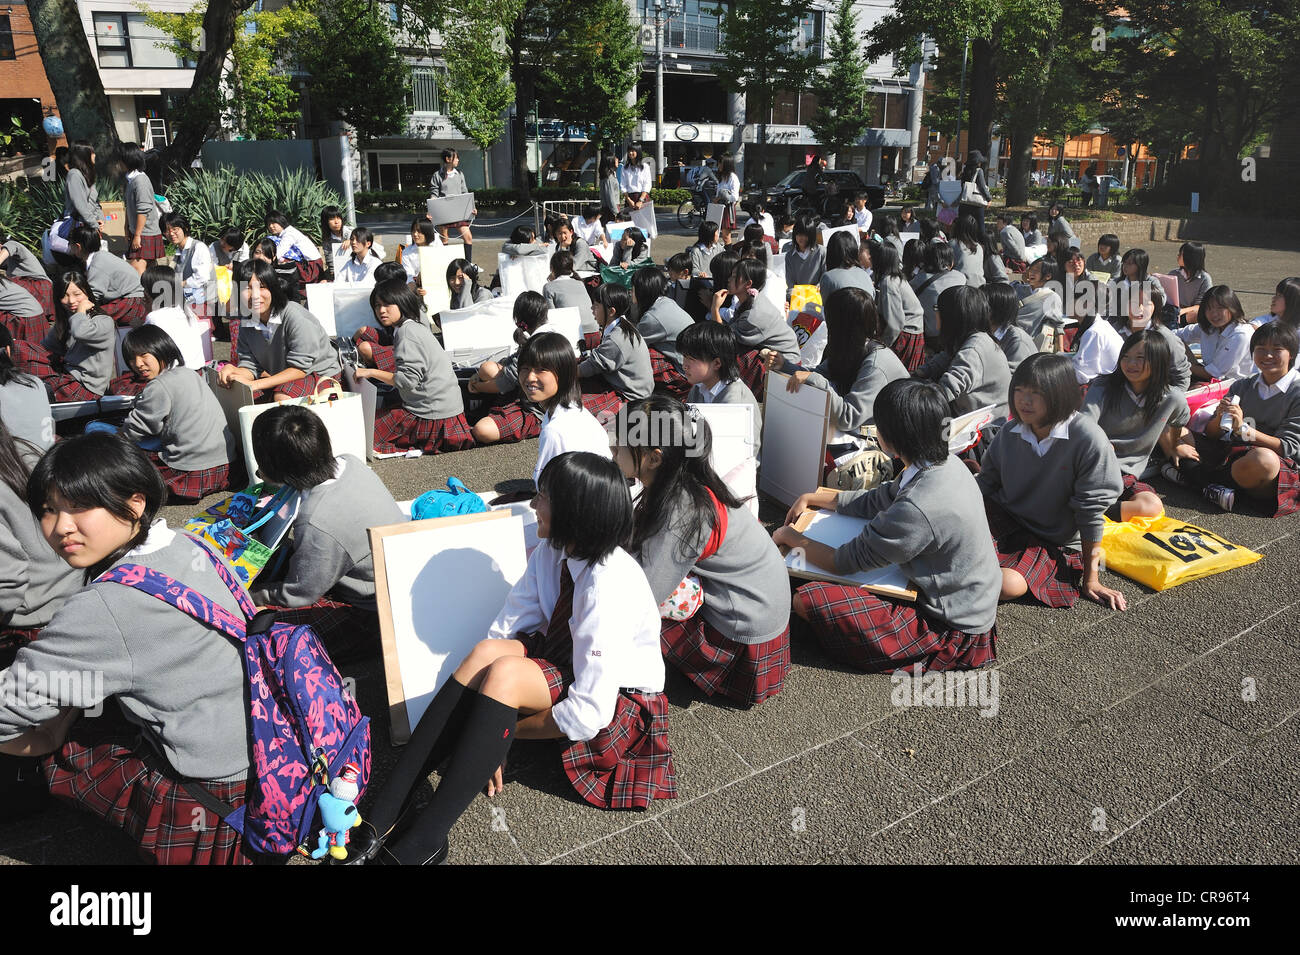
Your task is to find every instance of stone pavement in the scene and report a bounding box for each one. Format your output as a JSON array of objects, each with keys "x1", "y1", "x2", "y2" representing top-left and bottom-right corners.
[{"x1": 1, "y1": 226, "x2": 1296, "y2": 865}]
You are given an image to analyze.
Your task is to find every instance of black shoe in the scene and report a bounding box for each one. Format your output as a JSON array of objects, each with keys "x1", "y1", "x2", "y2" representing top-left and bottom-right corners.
[{"x1": 334, "y1": 822, "x2": 390, "y2": 865}]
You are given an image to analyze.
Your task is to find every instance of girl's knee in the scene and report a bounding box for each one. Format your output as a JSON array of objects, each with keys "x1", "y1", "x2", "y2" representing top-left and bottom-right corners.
[
  {"x1": 790, "y1": 590, "x2": 810, "y2": 621},
  {"x1": 478, "y1": 655, "x2": 534, "y2": 700},
  {"x1": 999, "y1": 568, "x2": 1028, "y2": 602},
  {"x1": 478, "y1": 360, "x2": 500, "y2": 380},
  {"x1": 472, "y1": 417, "x2": 500, "y2": 444},
  {"x1": 1130, "y1": 491, "x2": 1164, "y2": 520}
]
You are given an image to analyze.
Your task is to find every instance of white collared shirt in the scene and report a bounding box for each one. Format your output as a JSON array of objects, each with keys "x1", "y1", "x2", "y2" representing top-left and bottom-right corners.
[
  {"x1": 601, "y1": 315, "x2": 623, "y2": 339},
  {"x1": 336, "y1": 253, "x2": 380, "y2": 285},
  {"x1": 243, "y1": 308, "x2": 286, "y2": 340},
  {"x1": 1072, "y1": 316, "x2": 1124, "y2": 384},
  {"x1": 618, "y1": 163, "x2": 652, "y2": 197},
  {"x1": 177, "y1": 236, "x2": 214, "y2": 301},
  {"x1": 534, "y1": 403, "x2": 612, "y2": 485},
  {"x1": 1258, "y1": 367, "x2": 1299, "y2": 400},
  {"x1": 488, "y1": 544, "x2": 663, "y2": 741},
  {"x1": 1012, "y1": 412, "x2": 1076, "y2": 457},
  {"x1": 897, "y1": 463, "x2": 923, "y2": 489},
  {"x1": 126, "y1": 519, "x2": 176, "y2": 557},
  {"x1": 274, "y1": 225, "x2": 321, "y2": 263},
  {"x1": 1124, "y1": 384, "x2": 1147, "y2": 408}
]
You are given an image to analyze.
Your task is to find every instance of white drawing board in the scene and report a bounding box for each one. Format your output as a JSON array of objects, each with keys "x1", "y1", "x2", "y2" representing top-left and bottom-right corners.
[
  {"x1": 692, "y1": 401, "x2": 755, "y2": 479},
  {"x1": 545, "y1": 307, "x2": 583, "y2": 348},
  {"x1": 203, "y1": 365, "x2": 256, "y2": 436},
  {"x1": 419, "y1": 244, "x2": 462, "y2": 317},
  {"x1": 705, "y1": 204, "x2": 726, "y2": 230},
  {"x1": 818, "y1": 223, "x2": 859, "y2": 247},
  {"x1": 340, "y1": 362, "x2": 379, "y2": 459},
  {"x1": 370, "y1": 511, "x2": 528, "y2": 744},
  {"x1": 304, "y1": 283, "x2": 379, "y2": 339},
  {"x1": 785, "y1": 509, "x2": 917, "y2": 600},
  {"x1": 606, "y1": 220, "x2": 635, "y2": 244},
  {"x1": 497, "y1": 253, "x2": 550, "y2": 298},
  {"x1": 759, "y1": 370, "x2": 830, "y2": 507},
  {"x1": 440, "y1": 296, "x2": 518, "y2": 368},
  {"x1": 630, "y1": 200, "x2": 658, "y2": 239},
  {"x1": 426, "y1": 192, "x2": 474, "y2": 226},
  {"x1": 946, "y1": 404, "x2": 999, "y2": 455}
]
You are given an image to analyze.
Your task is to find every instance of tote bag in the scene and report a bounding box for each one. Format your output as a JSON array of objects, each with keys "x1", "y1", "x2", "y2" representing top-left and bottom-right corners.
[{"x1": 238, "y1": 378, "x2": 366, "y2": 479}]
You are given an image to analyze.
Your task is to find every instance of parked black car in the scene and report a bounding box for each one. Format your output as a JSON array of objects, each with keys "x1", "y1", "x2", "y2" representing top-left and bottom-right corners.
[{"x1": 744, "y1": 169, "x2": 885, "y2": 221}]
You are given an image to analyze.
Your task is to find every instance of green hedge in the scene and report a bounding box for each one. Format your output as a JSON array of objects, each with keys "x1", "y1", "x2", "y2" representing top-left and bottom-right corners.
[{"x1": 354, "y1": 186, "x2": 692, "y2": 215}]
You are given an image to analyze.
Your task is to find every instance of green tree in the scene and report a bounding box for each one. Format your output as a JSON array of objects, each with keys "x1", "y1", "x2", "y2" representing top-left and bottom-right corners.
[
  {"x1": 299, "y1": 0, "x2": 412, "y2": 140},
  {"x1": 437, "y1": 0, "x2": 526, "y2": 186},
  {"x1": 542, "y1": 0, "x2": 642, "y2": 167},
  {"x1": 806, "y1": 0, "x2": 871, "y2": 161},
  {"x1": 711, "y1": 0, "x2": 818, "y2": 186}
]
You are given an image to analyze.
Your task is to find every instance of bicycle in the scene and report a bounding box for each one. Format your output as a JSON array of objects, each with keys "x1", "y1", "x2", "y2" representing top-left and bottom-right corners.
[{"x1": 677, "y1": 178, "x2": 718, "y2": 229}]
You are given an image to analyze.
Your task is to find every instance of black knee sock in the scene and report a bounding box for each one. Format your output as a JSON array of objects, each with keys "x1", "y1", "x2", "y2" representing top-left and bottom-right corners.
[
  {"x1": 366, "y1": 678, "x2": 475, "y2": 835},
  {"x1": 387, "y1": 693, "x2": 517, "y2": 864},
  {"x1": 463, "y1": 242, "x2": 472, "y2": 264}
]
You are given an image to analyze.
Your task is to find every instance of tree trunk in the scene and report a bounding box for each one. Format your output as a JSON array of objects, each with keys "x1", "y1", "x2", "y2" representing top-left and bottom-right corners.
[
  {"x1": 967, "y1": 35, "x2": 997, "y2": 160},
  {"x1": 27, "y1": 0, "x2": 120, "y2": 164},
  {"x1": 1005, "y1": 116, "x2": 1037, "y2": 207},
  {"x1": 511, "y1": 31, "x2": 534, "y2": 200},
  {"x1": 156, "y1": 0, "x2": 257, "y2": 182}
]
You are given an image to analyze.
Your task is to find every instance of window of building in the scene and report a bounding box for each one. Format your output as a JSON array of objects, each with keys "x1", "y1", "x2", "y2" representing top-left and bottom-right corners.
[
  {"x1": 0, "y1": 15, "x2": 15, "y2": 61},
  {"x1": 408, "y1": 67, "x2": 444, "y2": 114},
  {"x1": 92, "y1": 12, "x2": 196, "y2": 69}
]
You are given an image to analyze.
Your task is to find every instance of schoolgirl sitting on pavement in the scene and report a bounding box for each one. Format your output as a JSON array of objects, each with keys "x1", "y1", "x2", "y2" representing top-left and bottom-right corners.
[
  {"x1": 0, "y1": 434, "x2": 255, "y2": 864},
  {"x1": 775, "y1": 379, "x2": 1001, "y2": 673},
  {"x1": 820, "y1": 231, "x2": 875, "y2": 302},
  {"x1": 578, "y1": 284, "x2": 653, "y2": 421},
  {"x1": 1165, "y1": 321, "x2": 1300, "y2": 516},
  {"x1": 720, "y1": 258, "x2": 801, "y2": 396},
  {"x1": 346, "y1": 451, "x2": 674, "y2": 865},
  {"x1": 13, "y1": 270, "x2": 114, "y2": 401},
  {"x1": 631, "y1": 268, "x2": 693, "y2": 397},
  {"x1": 610, "y1": 227, "x2": 652, "y2": 271},
  {"x1": 976, "y1": 353, "x2": 1125, "y2": 609},
  {"x1": 248, "y1": 404, "x2": 404, "y2": 658},
  {"x1": 1081, "y1": 329, "x2": 1192, "y2": 521},
  {"x1": 985, "y1": 283, "x2": 1036, "y2": 376},
  {"x1": 0, "y1": 265, "x2": 45, "y2": 346},
  {"x1": 264, "y1": 210, "x2": 325, "y2": 293},
  {"x1": 1016, "y1": 256, "x2": 1064, "y2": 351},
  {"x1": 335, "y1": 227, "x2": 383, "y2": 285},
  {"x1": 1171, "y1": 241, "x2": 1212, "y2": 323},
  {"x1": 1112, "y1": 286, "x2": 1191, "y2": 391},
  {"x1": 618, "y1": 396, "x2": 791, "y2": 705},
  {"x1": 217, "y1": 259, "x2": 341, "y2": 401},
  {"x1": 680, "y1": 321, "x2": 762, "y2": 454},
  {"x1": 543, "y1": 251, "x2": 594, "y2": 322},
  {"x1": 0, "y1": 325, "x2": 53, "y2": 454},
  {"x1": 1176, "y1": 284, "x2": 1254, "y2": 382},
  {"x1": 783, "y1": 216, "x2": 825, "y2": 290},
  {"x1": 915, "y1": 285, "x2": 1012, "y2": 419},
  {"x1": 351, "y1": 279, "x2": 473, "y2": 455},
  {"x1": 867, "y1": 238, "x2": 926, "y2": 373},
  {"x1": 401, "y1": 220, "x2": 440, "y2": 291},
  {"x1": 1256, "y1": 277, "x2": 1300, "y2": 327},
  {"x1": 66, "y1": 225, "x2": 146, "y2": 328},
  {"x1": 447, "y1": 258, "x2": 491, "y2": 310},
  {"x1": 0, "y1": 233, "x2": 55, "y2": 328}
]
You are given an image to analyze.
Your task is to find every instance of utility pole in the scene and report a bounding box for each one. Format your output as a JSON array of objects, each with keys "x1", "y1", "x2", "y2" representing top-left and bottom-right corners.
[
  {"x1": 653, "y1": 0, "x2": 682, "y2": 180},
  {"x1": 954, "y1": 36, "x2": 969, "y2": 163}
]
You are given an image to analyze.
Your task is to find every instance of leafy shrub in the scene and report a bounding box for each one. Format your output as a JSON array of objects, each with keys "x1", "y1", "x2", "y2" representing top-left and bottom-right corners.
[{"x1": 166, "y1": 166, "x2": 342, "y2": 244}]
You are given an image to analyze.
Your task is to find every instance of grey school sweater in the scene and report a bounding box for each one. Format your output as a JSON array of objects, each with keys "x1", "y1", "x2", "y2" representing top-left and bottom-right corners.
[
  {"x1": 43, "y1": 310, "x2": 115, "y2": 395},
  {"x1": 636, "y1": 296, "x2": 694, "y2": 369},
  {"x1": 687, "y1": 377, "x2": 762, "y2": 454},
  {"x1": 450, "y1": 284, "x2": 492, "y2": 310},
  {"x1": 124, "y1": 173, "x2": 162, "y2": 237},
  {"x1": 690, "y1": 242, "x2": 724, "y2": 278},
  {"x1": 86, "y1": 251, "x2": 145, "y2": 302},
  {"x1": 1112, "y1": 321, "x2": 1192, "y2": 391},
  {"x1": 1085, "y1": 253, "x2": 1121, "y2": 280},
  {"x1": 0, "y1": 483, "x2": 81, "y2": 629},
  {"x1": 559, "y1": 237, "x2": 597, "y2": 272},
  {"x1": 784, "y1": 245, "x2": 826, "y2": 288},
  {"x1": 976, "y1": 412, "x2": 1123, "y2": 546},
  {"x1": 1000, "y1": 225, "x2": 1027, "y2": 262},
  {"x1": 911, "y1": 269, "x2": 968, "y2": 338},
  {"x1": 0, "y1": 278, "x2": 42, "y2": 318},
  {"x1": 994, "y1": 324, "x2": 1037, "y2": 375},
  {"x1": 237, "y1": 301, "x2": 341, "y2": 380},
  {"x1": 634, "y1": 486, "x2": 790, "y2": 645},
  {"x1": 917, "y1": 332, "x2": 1012, "y2": 417},
  {"x1": 118, "y1": 366, "x2": 233, "y2": 471},
  {"x1": 0, "y1": 524, "x2": 252, "y2": 782},
  {"x1": 544, "y1": 276, "x2": 592, "y2": 316},
  {"x1": 2, "y1": 240, "x2": 48, "y2": 281},
  {"x1": 1081, "y1": 377, "x2": 1189, "y2": 477},
  {"x1": 730, "y1": 294, "x2": 800, "y2": 363},
  {"x1": 0, "y1": 375, "x2": 54, "y2": 452},
  {"x1": 1231, "y1": 373, "x2": 1300, "y2": 460},
  {"x1": 63, "y1": 169, "x2": 101, "y2": 225},
  {"x1": 789, "y1": 345, "x2": 909, "y2": 433},
  {"x1": 835, "y1": 455, "x2": 1001, "y2": 634},
  {"x1": 252, "y1": 455, "x2": 403, "y2": 610},
  {"x1": 392, "y1": 319, "x2": 464, "y2": 420},
  {"x1": 950, "y1": 241, "x2": 986, "y2": 288},
  {"x1": 876, "y1": 274, "x2": 924, "y2": 345},
  {"x1": 819, "y1": 266, "x2": 875, "y2": 303},
  {"x1": 578, "y1": 319, "x2": 654, "y2": 400}
]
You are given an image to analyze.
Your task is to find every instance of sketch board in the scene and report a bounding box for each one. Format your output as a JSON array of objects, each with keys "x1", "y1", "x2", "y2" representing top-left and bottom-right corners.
[
  {"x1": 340, "y1": 362, "x2": 379, "y2": 459},
  {"x1": 606, "y1": 220, "x2": 635, "y2": 244},
  {"x1": 440, "y1": 296, "x2": 517, "y2": 368},
  {"x1": 784, "y1": 508, "x2": 918, "y2": 600},
  {"x1": 630, "y1": 200, "x2": 658, "y2": 239},
  {"x1": 1154, "y1": 272, "x2": 1180, "y2": 309},
  {"x1": 50, "y1": 395, "x2": 135, "y2": 422},
  {"x1": 426, "y1": 192, "x2": 474, "y2": 226},
  {"x1": 203, "y1": 365, "x2": 256, "y2": 436},
  {"x1": 497, "y1": 252, "x2": 551, "y2": 298},
  {"x1": 545, "y1": 307, "x2": 583, "y2": 348},
  {"x1": 370, "y1": 510, "x2": 528, "y2": 744},
  {"x1": 305, "y1": 283, "x2": 378, "y2": 339},
  {"x1": 946, "y1": 404, "x2": 999, "y2": 455},
  {"x1": 706, "y1": 204, "x2": 726, "y2": 230},
  {"x1": 759, "y1": 370, "x2": 830, "y2": 507},
  {"x1": 759, "y1": 269, "x2": 786, "y2": 315},
  {"x1": 818, "y1": 223, "x2": 859, "y2": 247},
  {"x1": 419, "y1": 244, "x2": 462, "y2": 317}
]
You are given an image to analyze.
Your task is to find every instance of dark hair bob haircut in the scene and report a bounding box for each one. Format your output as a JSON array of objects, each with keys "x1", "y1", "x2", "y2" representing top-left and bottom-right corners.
[
  {"x1": 873, "y1": 378, "x2": 951, "y2": 466},
  {"x1": 632, "y1": 266, "x2": 668, "y2": 312},
  {"x1": 1195, "y1": 285, "x2": 1246, "y2": 334},
  {"x1": 825, "y1": 230, "x2": 862, "y2": 272},
  {"x1": 1251, "y1": 321, "x2": 1300, "y2": 370},
  {"x1": 27, "y1": 433, "x2": 166, "y2": 580},
  {"x1": 936, "y1": 284, "x2": 992, "y2": 353},
  {"x1": 983, "y1": 282, "x2": 1021, "y2": 331},
  {"x1": 517, "y1": 331, "x2": 581, "y2": 411},
  {"x1": 251, "y1": 404, "x2": 336, "y2": 491},
  {"x1": 676, "y1": 321, "x2": 740, "y2": 384},
  {"x1": 1008, "y1": 352, "x2": 1080, "y2": 427},
  {"x1": 247, "y1": 258, "x2": 290, "y2": 316},
  {"x1": 369, "y1": 277, "x2": 422, "y2": 324},
  {"x1": 121, "y1": 324, "x2": 184, "y2": 371},
  {"x1": 536, "y1": 451, "x2": 632, "y2": 564}
]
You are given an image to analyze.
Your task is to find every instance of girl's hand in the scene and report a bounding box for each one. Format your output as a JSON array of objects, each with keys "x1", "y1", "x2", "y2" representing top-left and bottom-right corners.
[
  {"x1": 1082, "y1": 579, "x2": 1127, "y2": 611},
  {"x1": 785, "y1": 493, "x2": 819, "y2": 526},
  {"x1": 217, "y1": 363, "x2": 240, "y2": 387},
  {"x1": 130, "y1": 235, "x2": 141, "y2": 251},
  {"x1": 1218, "y1": 401, "x2": 1245, "y2": 431},
  {"x1": 1171, "y1": 440, "x2": 1200, "y2": 463},
  {"x1": 486, "y1": 758, "x2": 507, "y2": 797},
  {"x1": 712, "y1": 288, "x2": 730, "y2": 310},
  {"x1": 353, "y1": 367, "x2": 371, "y2": 381},
  {"x1": 772, "y1": 525, "x2": 804, "y2": 551},
  {"x1": 786, "y1": 370, "x2": 811, "y2": 392},
  {"x1": 759, "y1": 348, "x2": 780, "y2": 370}
]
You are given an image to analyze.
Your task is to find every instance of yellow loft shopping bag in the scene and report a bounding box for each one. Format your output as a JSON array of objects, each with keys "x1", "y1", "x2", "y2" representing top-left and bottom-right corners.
[
  {"x1": 1100, "y1": 515, "x2": 1262, "y2": 591},
  {"x1": 215, "y1": 264, "x2": 233, "y2": 305}
]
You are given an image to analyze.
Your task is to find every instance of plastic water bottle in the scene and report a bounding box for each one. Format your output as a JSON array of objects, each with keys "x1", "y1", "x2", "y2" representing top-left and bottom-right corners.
[{"x1": 1220, "y1": 395, "x2": 1240, "y2": 440}]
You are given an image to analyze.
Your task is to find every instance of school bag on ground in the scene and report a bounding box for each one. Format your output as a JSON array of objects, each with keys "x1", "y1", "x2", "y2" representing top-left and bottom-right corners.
[
  {"x1": 825, "y1": 426, "x2": 894, "y2": 492},
  {"x1": 411, "y1": 477, "x2": 487, "y2": 520},
  {"x1": 98, "y1": 537, "x2": 372, "y2": 857},
  {"x1": 184, "y1": 483, "x2": 301, "y2": 586}
]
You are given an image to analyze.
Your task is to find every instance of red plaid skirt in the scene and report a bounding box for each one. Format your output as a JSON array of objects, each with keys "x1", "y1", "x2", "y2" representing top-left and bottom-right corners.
[
  {"x1": 354, "y1": 326, "x2": 396, "y2": 373},
  {"x1": 1003, "y1": 255, "x2": 1029, "y2": 273},
  {"x1": 12, "y1": 340, "x2": 101, "y2": 401},
  {"x1": 519, "y1": 629, "x2": 677, "y2": 810},
  {"x1": 101, "y1": 295, "x2": 148, "y2": 328},
  {"x1": 795, "y1": 583, "x2": 997, "y2": 673},
  {"x1": 108, "y1": 371, "x2": 147, "y2": 396},
  {"x1": 0, "y1": 626, "x2": 40, "y2": 663},
  {"x1": 487, "y1": 399, "x2": 542, "y2": 443},
  {"x1": 0, "y1": 308, "x2": 47, "y2": 346},
  {"x1": 582, "y1": 331, "x2": 603, "y2": 352},
  {"x1": 293, "y1": 258, "x2": 325, "y2": 295},
  {"x1": 373, "y1": 405, "x2": 474, "y2": 454},
  {"x1": 1200, "y1": 444, "x2": 1300, "y2": 517},
  {"x1": 261, "y1": 596, "x2": 379, "y2": 663},
  {"x1": 148, "y1": 452, "x2": 232, "y2": 502},
  {"x1": 11, "y1": 276, "x2": 54, "y2": 319},
  {"x1": 126, "y1": 232, "x2": 166, "y2": 261},
  {"x1": 579, "y1": 379, "x2": 625, "y2": 425},
  {"x1": 890, "y1": 331, "x2": 927, "y2": 374},
  {"x1": 984, "y1": 497, "x2": 1083, "y2": 608},
  {"x1": 270, "y1": 372, "x2": 331, "y2": 401},
  {"x1": 41, "y1": 729, "x2": 253, "y2": 865},
  {"x1": 736, "y1": 348, "x2": 768, "y2": 398},
  {"x1": 659, "y1": 616, "x2": 790, "y2": 706},
  {"x1": 649, "y1": 347, "x2": 689, "y2": 398}
]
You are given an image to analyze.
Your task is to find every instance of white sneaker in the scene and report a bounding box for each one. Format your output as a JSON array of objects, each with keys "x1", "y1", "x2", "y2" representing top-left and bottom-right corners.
[{"x1": 1204, "y1": 483, "x2": 1235, "y2": 512}]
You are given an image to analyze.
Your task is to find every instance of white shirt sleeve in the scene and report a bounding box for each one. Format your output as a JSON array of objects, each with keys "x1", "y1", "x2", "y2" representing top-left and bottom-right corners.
[
  {"x1": 487, "y1": 548, "x2": 549, "y2": 641},
  {"x1": 1072, "y1": 324, "x2": 1120, "y2": 384},
  {"x1": 548, "y1": 561, "x2": 622, "y2": 741}
]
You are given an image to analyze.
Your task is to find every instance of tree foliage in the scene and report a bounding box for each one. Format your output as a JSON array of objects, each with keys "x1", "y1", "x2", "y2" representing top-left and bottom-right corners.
[{"x1": 806, "y1": 0, "x2": 871, "y2": 158}]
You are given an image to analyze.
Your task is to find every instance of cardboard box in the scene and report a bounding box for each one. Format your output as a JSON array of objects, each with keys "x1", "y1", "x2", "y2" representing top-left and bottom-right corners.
[{"x1": 100, "y1": 200, "x2": 127, "y2": 254}]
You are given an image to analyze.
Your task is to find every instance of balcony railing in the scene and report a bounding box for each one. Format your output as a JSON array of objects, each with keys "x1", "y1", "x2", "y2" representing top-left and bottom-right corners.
[{"x1": 640, "y1": 13, "x2": 725, "y2": 55}]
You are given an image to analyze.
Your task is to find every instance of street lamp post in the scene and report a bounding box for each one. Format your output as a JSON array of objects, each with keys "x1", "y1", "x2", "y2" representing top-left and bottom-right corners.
[{"x1": 653, "y1": 0, "x2": 683, "y2": 182}]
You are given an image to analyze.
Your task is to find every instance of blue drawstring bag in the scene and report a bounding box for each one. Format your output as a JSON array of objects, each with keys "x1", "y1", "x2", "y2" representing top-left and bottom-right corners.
[{"x1": 411, "y1": 477, "x2": 488, "y2": 521}]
